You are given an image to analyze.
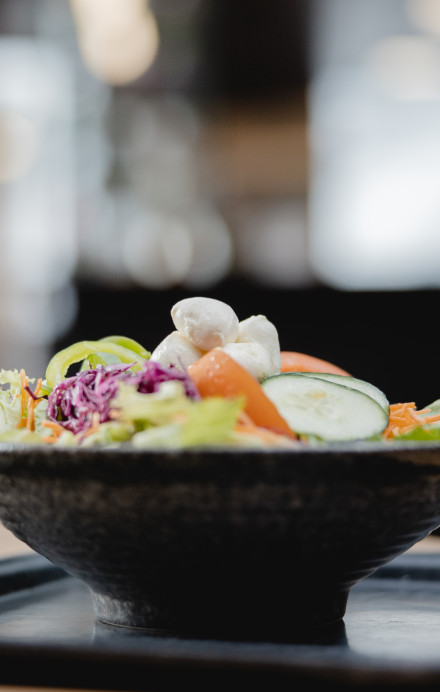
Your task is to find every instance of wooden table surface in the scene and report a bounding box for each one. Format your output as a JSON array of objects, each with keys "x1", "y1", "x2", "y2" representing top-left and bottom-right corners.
[{"x1": 0, "y1": 522, "x2": 34, "y2": 558}]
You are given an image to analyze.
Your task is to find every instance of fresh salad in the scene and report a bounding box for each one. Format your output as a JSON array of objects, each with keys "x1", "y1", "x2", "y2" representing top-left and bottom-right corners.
[{"x1": 1, "y1": 296, "x2": 440, "y2": 449}]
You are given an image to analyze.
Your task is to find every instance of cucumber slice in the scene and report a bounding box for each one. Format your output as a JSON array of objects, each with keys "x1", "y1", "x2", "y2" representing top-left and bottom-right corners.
[
  {"x1": 419, "y1": 399, "x2": 440, "y2": 426},
  {"x1": 295, "y1": 373, "x2": 389, "y2": 413},
  {"x1": 261, "y1": 373, "x2": 388, "y2": 441}
]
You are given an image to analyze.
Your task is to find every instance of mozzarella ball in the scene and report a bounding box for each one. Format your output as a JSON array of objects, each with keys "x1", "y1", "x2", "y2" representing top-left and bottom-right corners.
[
  {"x1": 236, "y1": 315, "x2": 281, "y2": 373},
  {"x1": 221, "y1": 341, "x2": 274, "y2": 381},
  {"x1": 171, "y1": 297, "x2": 239, "y2": 351},
  {"x1": 150, "y1": 331, "x2": 203, "y2": 370}
]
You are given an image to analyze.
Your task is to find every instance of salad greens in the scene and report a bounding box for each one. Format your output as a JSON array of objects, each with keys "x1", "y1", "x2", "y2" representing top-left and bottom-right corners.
[
  {"x1": 0, "y1": 370, "x2": 49, "y2": 444},
  {"x1": 0, "y1": 370, "x2": 22, "y2": 433},
  {"x1": 0, "y1": 339, "x2": 277, "y2": 449},
  {"x1": 1, "y1": 296, "x2": 440, "y2": 449}
]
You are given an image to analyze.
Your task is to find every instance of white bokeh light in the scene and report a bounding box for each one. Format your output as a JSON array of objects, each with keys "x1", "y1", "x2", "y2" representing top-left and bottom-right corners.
[{"x1": 309, "y1": 0, "x2": 440, "y2": 290}]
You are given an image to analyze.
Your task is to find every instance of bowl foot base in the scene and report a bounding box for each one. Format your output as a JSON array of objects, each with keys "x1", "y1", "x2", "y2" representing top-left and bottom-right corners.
[{"x1": 90, "y1": 587, "x2": 350, "y2": 641}]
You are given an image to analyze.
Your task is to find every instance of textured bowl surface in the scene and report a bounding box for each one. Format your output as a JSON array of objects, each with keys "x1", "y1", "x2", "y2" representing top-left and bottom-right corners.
[{"x1": 1, "y1": 441, "x2": 440, "y2": 639}]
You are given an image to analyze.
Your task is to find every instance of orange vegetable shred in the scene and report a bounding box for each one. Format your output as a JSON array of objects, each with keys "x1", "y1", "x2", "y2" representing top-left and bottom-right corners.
[
  {"x1": 383, "y1": 402, "x2": 440, "y2": 440},
  {"x1": 41, "y1": 420, "x2": 65, "y2": 444},
  {"x1": 17, "y1": 369, "x2": 43, "y2": 432}
]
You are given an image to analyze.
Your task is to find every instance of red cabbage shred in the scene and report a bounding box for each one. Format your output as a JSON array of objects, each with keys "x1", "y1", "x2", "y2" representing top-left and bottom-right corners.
[{"x1": 46, "y1": 360, "x2": 200, "y2": 435}]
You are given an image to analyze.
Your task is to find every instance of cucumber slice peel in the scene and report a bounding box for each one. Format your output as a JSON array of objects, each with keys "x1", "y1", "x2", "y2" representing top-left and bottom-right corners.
[
  {"x1": 294, "y1": 372, "x2": 389, "y2": 413},
  {"x1": 262, "y1": 372, "x2": 388, "y2": 442}
]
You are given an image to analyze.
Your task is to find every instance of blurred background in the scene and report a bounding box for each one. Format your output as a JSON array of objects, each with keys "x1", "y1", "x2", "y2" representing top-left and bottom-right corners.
[{"x1": 1, "y1": 0, "x2": 440, "y2": 406}]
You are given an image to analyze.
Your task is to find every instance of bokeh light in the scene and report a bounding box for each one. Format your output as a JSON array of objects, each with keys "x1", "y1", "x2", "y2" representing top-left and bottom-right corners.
[{"x1": 70, "y1": 0, "x2": 159, "y2": 85}]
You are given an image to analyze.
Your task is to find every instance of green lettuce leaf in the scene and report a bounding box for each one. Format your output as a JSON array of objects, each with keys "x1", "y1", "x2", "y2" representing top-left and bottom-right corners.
[
  {"x1": 179, "y1": 395, "x2": 245, "y2": 447},
  {"x1": 80, "y1": 421, "x2": 135, "y2": 447},
  {"x1": 113, "y1": 378, "x2": 245, "y2": 448},
  {"x1": 0, "y1": 369, "x2": 23, "y2": 434},
  {"x1": 0, "y1": 427, "x2": 47, "y2": 445},
  {"x1": 392, "y1": 426, "x2": 440, "y2": 441},
  {"x1": 113, "y1": 380, "x2": 193, "y2": 428}
]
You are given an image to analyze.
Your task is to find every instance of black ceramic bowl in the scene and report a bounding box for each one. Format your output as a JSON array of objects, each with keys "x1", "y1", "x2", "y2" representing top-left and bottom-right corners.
[{"x1": 1, "y1": 441, "x2": 440, "y2": 639}]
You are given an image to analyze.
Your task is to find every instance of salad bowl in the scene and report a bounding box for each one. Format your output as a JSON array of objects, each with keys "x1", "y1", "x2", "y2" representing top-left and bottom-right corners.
[{"x1": 1, "y1": 441, "x2": 440, "y2": 640}]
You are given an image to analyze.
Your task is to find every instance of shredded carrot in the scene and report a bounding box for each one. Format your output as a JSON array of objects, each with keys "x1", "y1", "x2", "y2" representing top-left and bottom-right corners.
[
  {"x1": 42, "y1": 411, "x2": 100, "y2": 444},
  {"x1": 26, "y1": 378, "x2": 42, "y2": 431},
  {"x1": 18, "y1": 369, "x2": 27, "y2": 422},
  {"x1": 383, "y1": 402, "x2": 440, "y2": 440},
  {"x1": 42, "y1": 420, "x2": 65, "y2": 434},
  {"x1": 17, "y1": 369, "x2": 43, "y2": 432},
  {"x1": 41, "y1": 420, "x2": 65, "y2": 444},
  {"x1": 234, "y1": 410, "x2": 296, "y2": 446},
  {"x1": 82, "y1": 411, "x2": 101, "y2": 439}
]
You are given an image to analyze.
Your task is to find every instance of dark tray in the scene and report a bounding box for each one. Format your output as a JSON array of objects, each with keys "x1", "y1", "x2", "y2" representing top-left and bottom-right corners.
[{"x1": 2, "y1": 552, "x2": 440, "y2": 690}]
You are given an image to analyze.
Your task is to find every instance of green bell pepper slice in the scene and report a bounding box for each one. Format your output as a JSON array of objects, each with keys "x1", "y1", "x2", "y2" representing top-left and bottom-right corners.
[{"x1": 45, "y1": 338, "x2": 150, "y2": 389}]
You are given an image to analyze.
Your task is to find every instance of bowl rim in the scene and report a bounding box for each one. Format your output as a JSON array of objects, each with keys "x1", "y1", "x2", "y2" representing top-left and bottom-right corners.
[
  {"x1": 1, "y1": 439, "x2": 440, "y2": 476},
  {"x1": 2, "y1": 439, "x2": 440, "y2": 454}
]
